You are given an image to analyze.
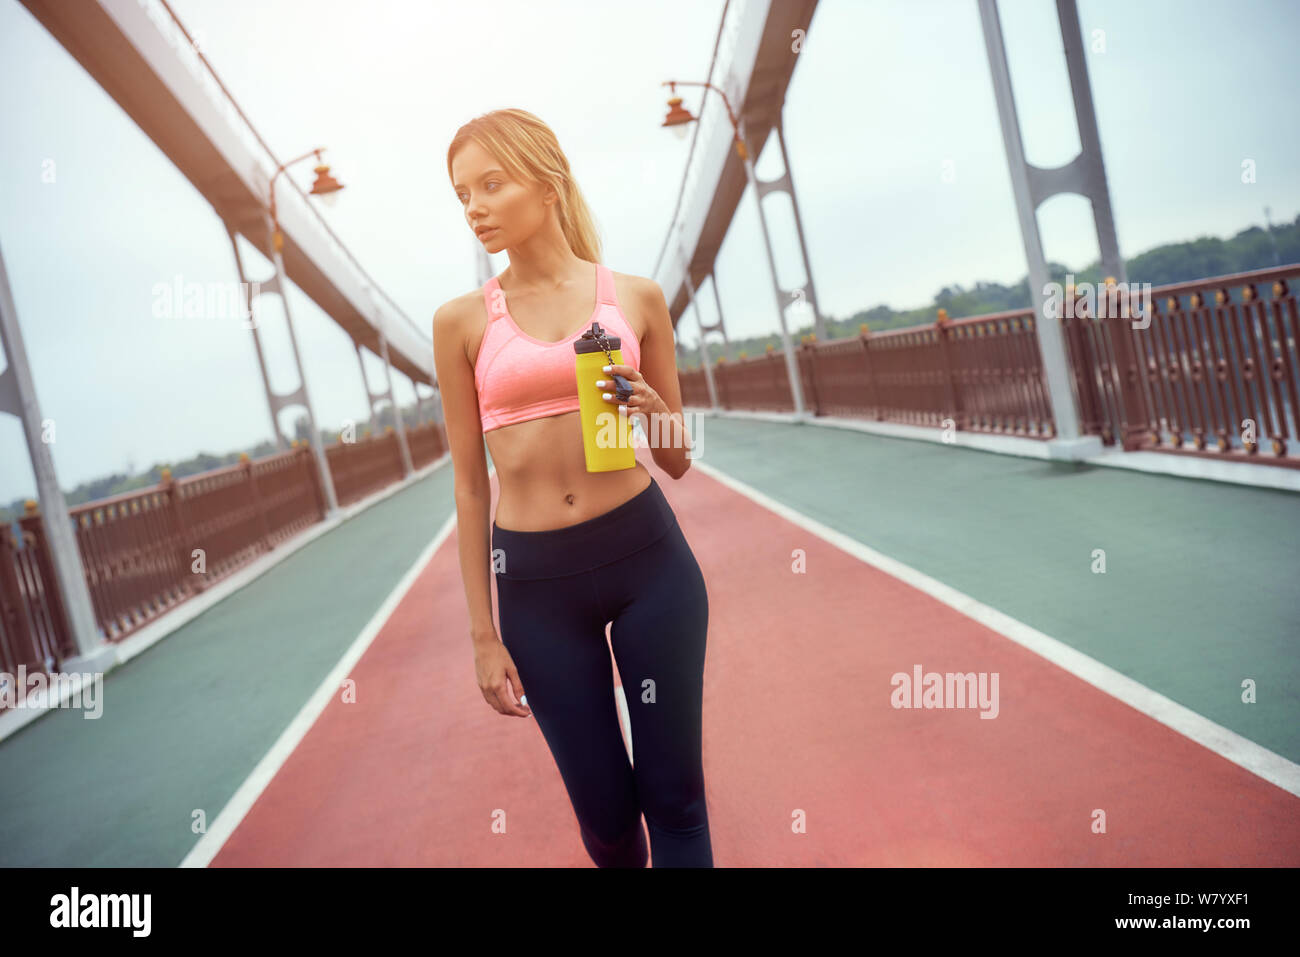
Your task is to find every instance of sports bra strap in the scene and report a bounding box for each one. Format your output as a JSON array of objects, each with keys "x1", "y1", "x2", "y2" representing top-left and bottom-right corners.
[
  {"x1": 596, "y1": 263, "x2": 618, "y2": 306},
  {"x1": 483, "y1": 277, "x2": 507, "y2": 321}
]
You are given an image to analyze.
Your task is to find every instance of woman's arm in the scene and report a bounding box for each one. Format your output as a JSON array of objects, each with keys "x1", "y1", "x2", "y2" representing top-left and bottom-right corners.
[
  {"x1": 630, "y1": 277, "x2": 693, "y2": 479},
  {"x1": 432, "y1": 297, "x2": 496, "y2": 642},
  {"x1": 431, "y1": 296, "x2": 530, "y2": 720}
]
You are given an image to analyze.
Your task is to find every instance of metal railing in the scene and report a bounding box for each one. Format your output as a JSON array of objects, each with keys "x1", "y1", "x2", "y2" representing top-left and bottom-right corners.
[
  {"x1": 681, "y1": 264, "x2": 1300, "y2": 466},
  {"x1": 1064, "y1": 265, "x2": 1300, "y2": 461},
  {"x1": 1, "y1": 421, "x2": 447, "y2": 707}
]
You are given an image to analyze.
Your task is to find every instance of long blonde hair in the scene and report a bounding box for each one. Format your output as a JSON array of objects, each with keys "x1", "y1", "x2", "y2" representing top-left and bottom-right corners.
[{"x1": 446, "y1": 109, "x2": 602, "y2": 264}]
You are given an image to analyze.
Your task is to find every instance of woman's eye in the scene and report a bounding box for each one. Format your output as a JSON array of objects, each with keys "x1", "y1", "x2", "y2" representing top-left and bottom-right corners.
[{"x1": 458, "y1": 182, "x2": 499, "y2": 202}]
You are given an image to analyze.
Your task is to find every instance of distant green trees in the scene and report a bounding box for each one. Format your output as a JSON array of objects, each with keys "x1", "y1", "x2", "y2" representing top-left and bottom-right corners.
[{"x1": 678, "y1": 212, "x2": 1300, "y2": 366}]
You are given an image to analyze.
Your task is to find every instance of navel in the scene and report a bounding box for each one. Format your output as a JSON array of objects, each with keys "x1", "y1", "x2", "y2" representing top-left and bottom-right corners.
[{"x1": 565, "y1": 493, "x2": 575, "y2": 505}]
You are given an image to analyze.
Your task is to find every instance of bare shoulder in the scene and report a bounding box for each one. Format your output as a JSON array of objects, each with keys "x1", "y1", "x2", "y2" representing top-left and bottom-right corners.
[
  {"x1": 433, "y1": 287, "x2": 491, "y2": 367},
  {"x1": 610, "y1": 271, "x2": 668, "y2": 341},
  {"x1": 433, "y1": 287, "x2": 486, "y2": 330},
  {"x1": 611, "y1": 271, "x2": 664, "y2": 303}
]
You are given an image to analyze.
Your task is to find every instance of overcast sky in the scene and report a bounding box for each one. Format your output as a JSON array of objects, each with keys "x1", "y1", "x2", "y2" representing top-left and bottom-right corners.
[{"x1": 2, "y1": 0, "x2": 1298, "y2": 503}]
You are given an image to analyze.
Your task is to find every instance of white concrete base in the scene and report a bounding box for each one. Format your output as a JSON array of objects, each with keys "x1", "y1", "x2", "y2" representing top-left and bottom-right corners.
[
  {"x1": 1045, "y1": 435, "x2": 1106, "y2": 460},
  {"x1": 683, "y1": 406, "x2": 1300, "y2": 492},
  {"x1": 1080, "y1": 446, "x2": 1300, "y2": 493},
  {"x1": 61, "y1": 645, "x2": 117, "y2": 674},
  {"x1": 0, "y1": 453, "x2": 452, "y2": 743}
]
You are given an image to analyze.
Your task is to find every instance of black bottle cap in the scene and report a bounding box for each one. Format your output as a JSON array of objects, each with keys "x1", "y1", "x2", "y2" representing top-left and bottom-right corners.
[{"x1": 574, "y1": 321, "x2": 620, "y2": 354}]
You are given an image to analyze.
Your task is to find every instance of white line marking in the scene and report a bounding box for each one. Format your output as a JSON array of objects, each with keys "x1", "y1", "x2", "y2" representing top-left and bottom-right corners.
[
  {"x1": 0, "y1": 456, "x2": 451, "y2": 746},
  {"x1": 690, "y1": 459, "x2": 1300, "y2": 799},
  {"x1": 179, "y1": 472, "x2": 470, "y2": 867}
]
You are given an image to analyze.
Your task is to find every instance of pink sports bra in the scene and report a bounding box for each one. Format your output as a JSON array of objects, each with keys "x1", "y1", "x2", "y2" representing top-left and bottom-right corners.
[{"x1": 474, "y1": 263, "x2": 642, "y2": 433}]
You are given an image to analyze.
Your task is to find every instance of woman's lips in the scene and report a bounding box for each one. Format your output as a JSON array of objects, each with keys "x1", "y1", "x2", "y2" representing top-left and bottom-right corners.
[{"x1": 478, "y1": 227, "x2": 499, "y2": 240}]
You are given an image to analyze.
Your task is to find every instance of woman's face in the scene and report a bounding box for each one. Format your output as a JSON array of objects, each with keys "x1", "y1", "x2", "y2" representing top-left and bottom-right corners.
[{"x1": 451, "y1": 140, "x2": 550, "y2": 251}]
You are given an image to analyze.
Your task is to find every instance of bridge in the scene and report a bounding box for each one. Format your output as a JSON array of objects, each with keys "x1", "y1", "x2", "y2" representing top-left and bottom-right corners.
[{"x1": 1, "y1": 0, "x2": 1297, "y2": 868}]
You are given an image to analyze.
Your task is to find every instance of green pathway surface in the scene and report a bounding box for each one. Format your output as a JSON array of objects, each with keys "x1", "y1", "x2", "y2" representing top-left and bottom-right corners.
[
  {"x1": 3, "y1": 420, "x2": 1296, "y2": 866},
  {"x1": 691, "y1": 417, "x2": 1300, "y2": 764},
  {"x1": 0, "y1": 466, "x2": 458, "y2": 866}
]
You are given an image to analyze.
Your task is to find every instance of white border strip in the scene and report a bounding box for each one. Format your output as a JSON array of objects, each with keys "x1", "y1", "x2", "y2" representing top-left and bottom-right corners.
[
  {"x1": 685, "y1": 407, "x2": 1300, "y2": 493},
  {"x1": 690, "y1": 458, "x2": 1300, "y2": 798},
  {"x1": 179, "y1": 472, "x2": 468, "y2": 868}
]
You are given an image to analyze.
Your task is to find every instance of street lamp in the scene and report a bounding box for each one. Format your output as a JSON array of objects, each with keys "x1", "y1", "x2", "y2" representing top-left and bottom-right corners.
[
  {"x1": 269, "y1": 147, "x2": 345, "y2": 252},
  {"x1": 258, "y1": 145, "x2": 346, "y2": 516},
  {"x1": 660, "y1": 80, "x2": 806, "y2": 417},
  {"x1": 662, "y1": 95, "x2": 693, "y2": 141},
  {"x1": 661, "y1": 81, "x2": 748, "y2": 159}
]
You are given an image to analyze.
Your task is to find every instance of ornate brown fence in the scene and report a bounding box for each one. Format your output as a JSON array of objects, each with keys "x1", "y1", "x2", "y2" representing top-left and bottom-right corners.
[
  {"x1": 1, "y1": 421, "x2": 447, "y2": 708},
  {"x1": 0, "y1": 516, "x2": 79, "y2": 693},
  {"x1": 680, "y1": 264, "x2": 1300, "y2": 464},
  {"x1": 680, "y1": 307, "x2": 1054, "y2": 438},
  {"x1": 1063, "y1": 266, "x2": 1299, "y2": 464},
  {"x1": 328, "y1": 430, "x2": 406, "y2": 506}
]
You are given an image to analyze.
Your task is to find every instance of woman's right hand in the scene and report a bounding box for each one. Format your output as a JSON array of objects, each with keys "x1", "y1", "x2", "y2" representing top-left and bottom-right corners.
[{"x1": 473, "y1": 633, "x2": 532, "y2": 718}]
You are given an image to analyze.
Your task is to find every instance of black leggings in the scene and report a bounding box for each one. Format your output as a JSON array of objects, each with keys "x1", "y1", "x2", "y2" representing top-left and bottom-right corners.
[{"x1": 492, "y1": 475, "x2": 712, "y2": 867}]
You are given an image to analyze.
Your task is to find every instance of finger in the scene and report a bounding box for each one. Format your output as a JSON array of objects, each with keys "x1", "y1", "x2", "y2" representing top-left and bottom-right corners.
[
  {"x1": 599, "y1": 378, "x2": 636, "y2": 403},
  {"x1": 597, "y1": 383, "x2": 635, "y2": 394},
  {"x1": 600, "y1": 363, "x2": 638, "y2": 378},
  {"x1": 492, "y1": 682, "x2": 524, "y2": 717},
  {"x1": 505, "y1": 666, "x2": 531, "y2": 717}
]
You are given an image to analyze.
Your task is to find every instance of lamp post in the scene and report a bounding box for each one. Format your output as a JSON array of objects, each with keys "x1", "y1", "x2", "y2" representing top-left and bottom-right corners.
[
  {"x1": 661, "y1": 80, "x2": 808, "y2": 417},
  {"x1": 270, "y1": 147, "x2": 344, "y2": 249},
  {"x1": 261, "y1": 147, "x2": 345, "y2": 514}
]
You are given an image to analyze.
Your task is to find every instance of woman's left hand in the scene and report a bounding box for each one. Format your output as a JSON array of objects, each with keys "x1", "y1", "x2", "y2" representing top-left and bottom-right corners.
[{"x1": 597, "y1": 364, "x2": 665, "y2": 417}]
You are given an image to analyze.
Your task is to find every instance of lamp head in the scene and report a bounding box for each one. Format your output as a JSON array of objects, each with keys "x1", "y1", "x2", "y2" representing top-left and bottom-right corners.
[
  {"x1": 662, "y1": 95, "x2": 695, "y2": 138},
  {"x1": 310, "y1": 163, "x2": 344, "y2": 205}
]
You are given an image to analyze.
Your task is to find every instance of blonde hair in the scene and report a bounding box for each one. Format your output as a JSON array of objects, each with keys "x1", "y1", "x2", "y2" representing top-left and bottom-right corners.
[{"x1": 447, "y1": 108, "x2": 602, "y2": 264}]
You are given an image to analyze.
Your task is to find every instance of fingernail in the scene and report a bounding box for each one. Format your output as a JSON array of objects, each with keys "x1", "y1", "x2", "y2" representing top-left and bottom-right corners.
[
  {"x1": 595, "y1": 380, "x2": 606, "y2": 387},
  {"x1": 602, "y1": 392, "x2": 612, "y2": 400},
  {"x1": 602, "y1": 365, "x2": 611, "y2": 372}
]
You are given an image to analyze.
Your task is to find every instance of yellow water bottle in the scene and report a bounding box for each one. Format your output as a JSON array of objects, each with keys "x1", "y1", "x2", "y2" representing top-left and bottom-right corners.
[{"x1": 574, "y1": 322, "x2": 636, "y2": 472}]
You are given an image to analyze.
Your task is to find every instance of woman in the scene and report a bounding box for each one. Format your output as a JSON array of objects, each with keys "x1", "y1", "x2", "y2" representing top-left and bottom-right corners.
[{"x1": 432, "y1": 109, "x2": 713, "y2": 868}]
